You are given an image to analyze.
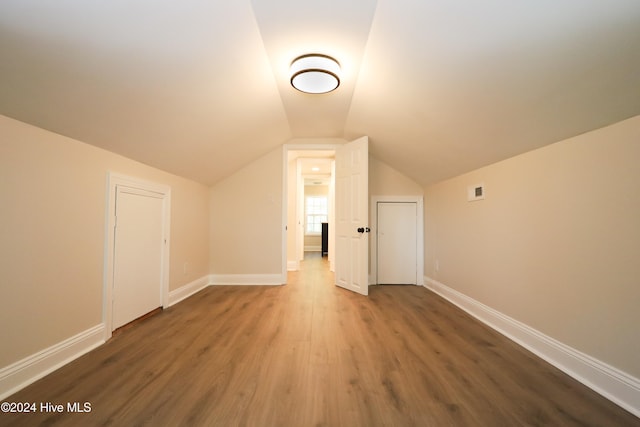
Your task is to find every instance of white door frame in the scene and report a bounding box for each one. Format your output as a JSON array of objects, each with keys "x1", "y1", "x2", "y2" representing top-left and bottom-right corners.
[
  {"x1": 295, "y1": 159, "x2": 305, "y2": 263},
  {"x1": 104, "y1": 172, "x2": 171, "y2": 340},
  {"x1": 282, "y1": 144, "x2": 340, "y2": 279},
  {"x1": 370, "y1": 195, "x2": 424, "y2": 286}
]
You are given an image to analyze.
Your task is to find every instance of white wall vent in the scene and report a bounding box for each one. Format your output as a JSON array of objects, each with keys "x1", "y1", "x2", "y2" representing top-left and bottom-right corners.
[{"x1": 467, "y1": 183, "x2": 485, "y2": 202}]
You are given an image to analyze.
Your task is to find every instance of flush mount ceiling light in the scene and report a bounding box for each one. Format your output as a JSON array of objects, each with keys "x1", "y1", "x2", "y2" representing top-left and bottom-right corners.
[{"x1": 290, "y1": 54, "x2": 340, "y2": 94}]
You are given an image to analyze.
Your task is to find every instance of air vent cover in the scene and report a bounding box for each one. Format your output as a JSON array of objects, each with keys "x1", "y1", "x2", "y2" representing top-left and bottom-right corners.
[{"x1": 467, "y1": 183, "x2": 485, "y2": 201}]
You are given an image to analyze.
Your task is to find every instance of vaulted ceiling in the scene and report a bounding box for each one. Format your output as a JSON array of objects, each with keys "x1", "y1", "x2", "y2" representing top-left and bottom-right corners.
[{"x1": 1, "y1": 1, "x2": 639, "y2": 186}]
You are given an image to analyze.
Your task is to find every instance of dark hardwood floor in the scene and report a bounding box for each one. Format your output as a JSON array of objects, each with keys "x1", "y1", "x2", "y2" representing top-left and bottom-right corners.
[{"x1": 2, "y1": 253, "x2": 638, "y2": 426}]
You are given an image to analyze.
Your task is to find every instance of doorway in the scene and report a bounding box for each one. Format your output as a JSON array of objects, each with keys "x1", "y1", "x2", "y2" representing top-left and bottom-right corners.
[
  {"x1": 285, "y1": 148, "x2": 336, "y2": 273},
  {"x1": 104, "y1": 173, "x2": 171, "y2": 338},
  {"x1": 282, "y1": 138, "x2": 371, "y2": 296}
]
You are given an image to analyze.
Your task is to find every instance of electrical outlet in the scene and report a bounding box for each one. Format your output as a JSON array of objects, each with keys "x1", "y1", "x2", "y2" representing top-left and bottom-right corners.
[
  {"x1": 183, "y1": 262, "x2": 188, "y2": 275},
  {"x1": 435, "y1": 260, "x2": 440, "y2": 272}
]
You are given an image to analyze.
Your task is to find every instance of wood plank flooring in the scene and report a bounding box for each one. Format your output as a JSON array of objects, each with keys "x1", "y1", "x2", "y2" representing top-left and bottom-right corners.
[{"x1": 2, "y1": 253, "x2": 638, "y2": 426}]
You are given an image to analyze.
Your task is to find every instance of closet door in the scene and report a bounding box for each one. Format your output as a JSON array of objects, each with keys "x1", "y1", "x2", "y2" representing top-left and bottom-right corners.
[
  {"x1": 377, "y1": 202, "x2": 417, "y2": 285},
  {"x1": 112, "y1": 186, "x2": 164, "y2": 329}
]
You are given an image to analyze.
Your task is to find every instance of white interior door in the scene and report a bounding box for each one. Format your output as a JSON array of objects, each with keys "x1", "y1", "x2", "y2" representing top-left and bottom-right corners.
[
  {"x1": 377, "y1": 202, "x2": 417, "y2": 284},
  {"x1": 335, "y1": 136, "x2": 369, "y2": 296},
  {"x1": 112, "y1": 186, "x2": 164, "y2": 329}
]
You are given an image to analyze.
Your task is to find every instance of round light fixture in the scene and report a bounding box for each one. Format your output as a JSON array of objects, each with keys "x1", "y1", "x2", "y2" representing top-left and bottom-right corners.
[{"x1": 290, "y1": 54, "x2": 340, "y2": 94}]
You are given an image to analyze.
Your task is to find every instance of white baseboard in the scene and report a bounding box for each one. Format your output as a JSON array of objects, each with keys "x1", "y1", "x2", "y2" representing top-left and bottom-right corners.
[
  {"x1": 287, "y1": 261, "x2": 299, "y2": 271},
  {"x1": 210, "y1": 273, "x2": 285, "y2": 286},
  {"x1": 424, "y1": 277, "x2": 640, "y2": 418},
  {"x1": 167, "y1": 275, "x2": 211, "y2": 307},
  {"x1": 304, "y1": 246, "x2": 321, "y2": 252},
  {"x1": 0, "y1": 324, "x2": 105, "y2": 400}
]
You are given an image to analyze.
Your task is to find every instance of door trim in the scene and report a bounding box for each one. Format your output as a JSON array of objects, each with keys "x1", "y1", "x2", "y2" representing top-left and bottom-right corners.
[
  {"x1": 103, "y1": 172, "x2": 171, "y2": 340},
  {"x1": 370, "y1": 195, "x2": 424, "y2": 286}
]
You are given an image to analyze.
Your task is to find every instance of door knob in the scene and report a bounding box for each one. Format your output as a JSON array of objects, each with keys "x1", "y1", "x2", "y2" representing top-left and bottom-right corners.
[{"x1": 357, "y1": 227, "x2": 365, "y2": 233}]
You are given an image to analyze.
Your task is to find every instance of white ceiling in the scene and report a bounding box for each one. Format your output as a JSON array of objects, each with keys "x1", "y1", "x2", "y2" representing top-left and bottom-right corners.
[{"x1": 1, "y1": 1, "x2": 639, "y2": 186}]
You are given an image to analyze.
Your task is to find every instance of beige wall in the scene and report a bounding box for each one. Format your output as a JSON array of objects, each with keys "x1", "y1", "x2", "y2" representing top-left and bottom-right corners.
[
  {"x1": 209, "y1": 147, "x2": 283, "y2": 275},
  {"x1": 0, "y1": 115, "x2": 210, "y2": 368},
  {"x1": 424, "y1": 115, "x2": 640, "y2": 378},
  {"x1": 169, "y1": 181, "x2": 211, "y2": 287},
  {"x1": 305, "y1": 235, "x2": 322, "y2": 249},
  {"x1": 369, "y1": 156, "x2": 424, "y2": 197},
  {"x1": 220, "y1": 149, "x2": 423, "y2": 273}
]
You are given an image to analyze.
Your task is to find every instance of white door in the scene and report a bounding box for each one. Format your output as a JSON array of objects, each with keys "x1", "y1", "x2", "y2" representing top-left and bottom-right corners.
[
  {"x1": 335, "y1": 136, "x2": 369, "y2": 296},
  {"x1": 377, "y1": 202, "x2": 417, "y2": 284},
  {"x1": 112, "y1": 186, "x2": 164, "y2": 329}
]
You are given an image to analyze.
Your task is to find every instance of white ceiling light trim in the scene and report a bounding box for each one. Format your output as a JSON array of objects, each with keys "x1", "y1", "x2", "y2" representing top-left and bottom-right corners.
[{"x1": 290, "y1": 54, "x2": 341, "y2": 94}]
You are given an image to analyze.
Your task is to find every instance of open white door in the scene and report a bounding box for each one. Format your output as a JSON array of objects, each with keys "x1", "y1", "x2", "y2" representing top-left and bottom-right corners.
[{"x1": 335, "y1": 136, "x2": 369, "y2": 296}]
